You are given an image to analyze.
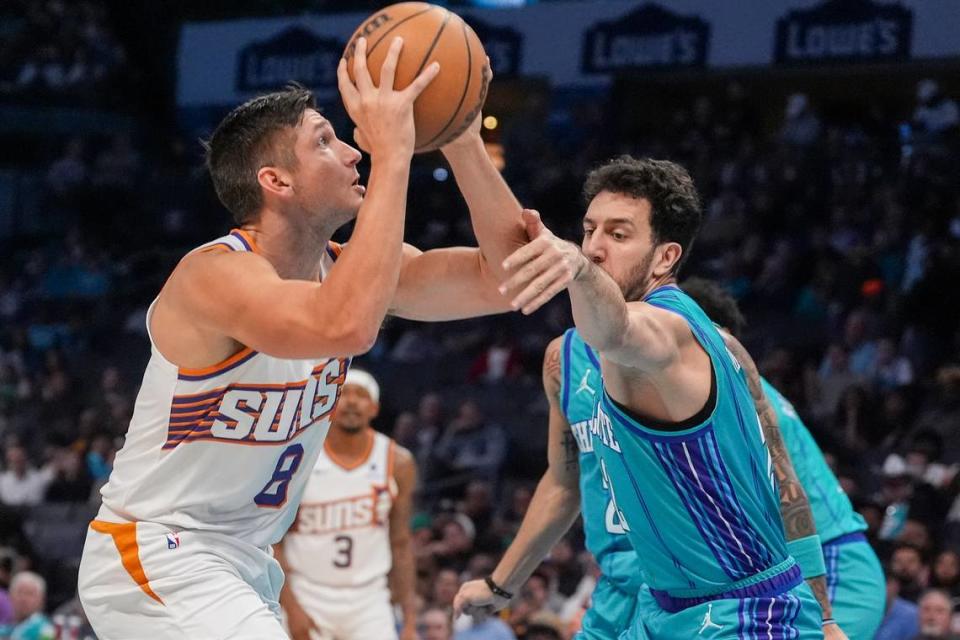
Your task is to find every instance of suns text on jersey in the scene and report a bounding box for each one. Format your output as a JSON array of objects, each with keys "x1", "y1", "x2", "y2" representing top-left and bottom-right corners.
[{"x1": 294, "y1": 488, "x2": 391, "y2": 534}]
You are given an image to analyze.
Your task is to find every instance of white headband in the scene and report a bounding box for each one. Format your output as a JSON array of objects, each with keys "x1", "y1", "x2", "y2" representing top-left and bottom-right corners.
[{"x1": 344, "y1": 369, "x2": 380, "y2": 403}]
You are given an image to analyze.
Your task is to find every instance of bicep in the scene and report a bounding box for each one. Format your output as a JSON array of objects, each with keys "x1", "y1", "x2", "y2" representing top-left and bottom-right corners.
[
  {"x1": 169, "y1": 252, "x2": 361, "y2": 359},
  {"x1": 602, "y1": 303, "x2": 682, "y2": 371},
  {"x1": 391, "y1": 244, "x2": 510, "y2": 321}
]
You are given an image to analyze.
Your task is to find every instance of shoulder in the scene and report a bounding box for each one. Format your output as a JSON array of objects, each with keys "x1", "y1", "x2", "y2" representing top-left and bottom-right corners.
[{"x1": 390, "y1": 441, "x2": 417, "y2": 481}]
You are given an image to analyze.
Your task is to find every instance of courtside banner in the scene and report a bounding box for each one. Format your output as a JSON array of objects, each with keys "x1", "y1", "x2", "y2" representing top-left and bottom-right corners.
[{"x1": 176, "y1": 0, "x2": 959, "y2": 109}]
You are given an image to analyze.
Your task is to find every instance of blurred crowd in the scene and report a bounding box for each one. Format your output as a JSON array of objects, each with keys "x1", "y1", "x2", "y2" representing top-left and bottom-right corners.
[{"x1": 3, "y1": 1, "x2": 960, "y2": 637}]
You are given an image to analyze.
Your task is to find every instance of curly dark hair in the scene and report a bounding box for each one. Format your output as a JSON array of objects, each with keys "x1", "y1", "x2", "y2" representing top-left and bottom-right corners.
[
  {"x1": 680, "y1": 277, "x2": 746, "y2": 337},
  {"x1": 582, "y1": 156, "x2": 702, "y2": 275},
  {"x1": 203, "y1": 83, "x2": 316, "y2": 224}
]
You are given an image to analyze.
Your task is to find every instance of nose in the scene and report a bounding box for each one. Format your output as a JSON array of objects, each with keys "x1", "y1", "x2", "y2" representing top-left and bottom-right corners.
[
  {"x1": 342, "y1": 140, "x2": 361, "y2": 167},
  {"x1": 582, "y1": 234, "x2": 604, "y2": 264}
]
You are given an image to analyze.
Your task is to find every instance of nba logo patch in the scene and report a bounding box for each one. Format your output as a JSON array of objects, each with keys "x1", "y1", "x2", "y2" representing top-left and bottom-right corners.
[{"x1": 166, "y1": 532, "x2": 180, "y2": 549}]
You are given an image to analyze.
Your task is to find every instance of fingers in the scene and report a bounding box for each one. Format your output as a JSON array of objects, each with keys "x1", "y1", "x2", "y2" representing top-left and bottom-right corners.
[
  {"x1": 337, "y1": 58, "x2": 359, "y2": 110},
  {"x1": 511, "y1": 263, "x2": 571, "y2": 314},
  {"x1": 351, "y1": 37, "x2": 374, "y2": 93},
  {"x1": 453, "y1": 592, "x2": 466, "y2": 618},
  {"x1": 502, "y1": 237, "x2": 546, "y2": 273},
  {"x1": 403, "y1": 61, "x2": 440, "y2": 99},
  {"x1": 499, "y1": 251, "x2": 554, "y2": 294},
  {"x1": 379, "y1": 37, "x2": 403, "y2": 90},
  {"x1": 521, "y1": 209, "x2": 545, "y2": 239}
]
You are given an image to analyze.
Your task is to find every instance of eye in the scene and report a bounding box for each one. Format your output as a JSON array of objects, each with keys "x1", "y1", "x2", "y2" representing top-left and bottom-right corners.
[
  {"x1": 583, "y1": 228, "x2": 594, "y2": 237},
  {"x1": 612, "y1": 231, "x2": 627, "y2": 241},
  {"x1": 318, "y1": 135, "x2": 330, "y2": 147}
]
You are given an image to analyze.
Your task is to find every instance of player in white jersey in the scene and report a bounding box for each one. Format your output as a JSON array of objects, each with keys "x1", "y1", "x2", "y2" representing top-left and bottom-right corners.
[
  {"x1": 78, "y1": 39, "x2": 529, "y2": 640},
  {"x1": 277, "y1": 369, "x2": 417, "y2": 640}
]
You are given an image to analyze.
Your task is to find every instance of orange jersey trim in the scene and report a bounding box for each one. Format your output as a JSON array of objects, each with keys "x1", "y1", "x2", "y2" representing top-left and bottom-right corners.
[
  {"x1": 177, "y1": 346, "x2": 256, "y2": 380},
  {"x1": 324, "y1": 430, "x2": 375, "y2": 471},
  {"x1": 327, "y1": 241, "x2": 343, "y2": 258},
  {"x1": 89, "y1": 521, "x2": 164, "y2": 605},
  {"x1": 231, "y1": 228, "x2": 261, "y2": 254}
]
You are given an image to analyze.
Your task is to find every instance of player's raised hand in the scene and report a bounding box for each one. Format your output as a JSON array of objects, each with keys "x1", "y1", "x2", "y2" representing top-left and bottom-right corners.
[
  {"x1": 453, "y1": 579, "x2": 510, "y2": 618},
  {"x1": 338, "y1": 36, "x2": 440, "y2": 159},
  {"x1": 499, "y1": 209, "x2": 589, "y2": 315}
]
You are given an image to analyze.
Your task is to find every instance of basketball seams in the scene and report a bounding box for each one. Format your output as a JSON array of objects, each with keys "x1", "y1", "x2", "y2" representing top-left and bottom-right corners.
[
  {"x1": 420, "y1": 18, "x2": 474, "y2": 151},
  {"x1": 364, "y1": 5, "x2": 437, "y2": 56},
  {"x1": 413, "y1": 9, "x2": 452, "y2": 78}
]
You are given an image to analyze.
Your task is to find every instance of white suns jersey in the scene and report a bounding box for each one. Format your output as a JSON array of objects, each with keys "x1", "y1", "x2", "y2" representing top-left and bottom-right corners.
[
  {"x1": 98, "y1": 229, "x2": 350, "y2": 549},
  {"x1": 283, "y1": 431, "x2": 397, "y2": 588}
]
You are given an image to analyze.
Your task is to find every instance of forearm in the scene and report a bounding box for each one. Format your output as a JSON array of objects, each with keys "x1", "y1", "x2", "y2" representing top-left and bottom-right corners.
[
  {"x1": 322, "y1": 155, "x2": 410, "y2": 338},
  {"x1": 443, "y1": 135, "x2": 527, "y2": 281},
  {"x1": 491, "y1": 474, "x2": 581, "y2": 593},
  {"x1": 568, "y1": 261, "x2": 631, "y2": 352},
  {"x1": 389, "y1": 541, "x2": 418, "y2": 626}
]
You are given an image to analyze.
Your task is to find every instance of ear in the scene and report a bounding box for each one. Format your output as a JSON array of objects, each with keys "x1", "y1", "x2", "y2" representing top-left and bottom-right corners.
[
  {"x1": 257, "y1": 165, "x2": 292, "y2": 199},
  {"x1": 652, "y1": 242, "x2": 683, "y2": 278},
  {"x1": 370, "y1": 401, "x2": 381, "y2": 420}
]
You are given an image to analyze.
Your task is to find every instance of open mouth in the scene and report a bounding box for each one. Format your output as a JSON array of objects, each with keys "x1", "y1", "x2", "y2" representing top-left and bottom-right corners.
[{"x1": 352, "y1": 175, "x2": 365, "y2": 195}]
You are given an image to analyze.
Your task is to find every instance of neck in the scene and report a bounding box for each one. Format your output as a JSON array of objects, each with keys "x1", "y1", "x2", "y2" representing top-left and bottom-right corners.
[
  {"x1": 640, "y1": 274, "x2": 676, "y2": 300},
  {"x1": 325, "y1": 425, "x2": 373, "y2": 460},
  {"x1": 241, "y1": 207, "x2": 335, "y2": 280}
]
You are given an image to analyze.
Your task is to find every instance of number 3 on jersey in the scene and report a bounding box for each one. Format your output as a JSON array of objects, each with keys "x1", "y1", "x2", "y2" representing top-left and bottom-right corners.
[{"x1": 254, "y1": 444, "x2": 304, "y2": 507}]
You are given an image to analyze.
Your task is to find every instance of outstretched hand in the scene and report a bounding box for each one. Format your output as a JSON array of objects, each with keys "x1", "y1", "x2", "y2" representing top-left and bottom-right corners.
[{"x1": 498, "y1": 209, "x2": 588, "y2": 314}]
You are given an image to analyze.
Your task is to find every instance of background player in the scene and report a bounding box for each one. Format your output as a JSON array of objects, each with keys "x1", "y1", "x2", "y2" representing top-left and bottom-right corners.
[
  {"x1": 681, "y1": 277, "x2": 886, "y2": 639},
  {"x1": 78, "y1": 38, "x2": 529, "y2": 640},
  {"x1": 276, "y1": 369, "x2": 418, "y2": 640},
  {"x1": 453, "y1": 323, "x2": 640, "y2": 637},
  {"x1": 492, "y1": 157, "x2": 844, "y2": 638}
]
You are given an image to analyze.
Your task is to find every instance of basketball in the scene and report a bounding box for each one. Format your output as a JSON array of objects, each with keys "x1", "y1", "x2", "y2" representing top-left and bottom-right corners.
[{"x1": 344, "y1": 2, "x2": 489, "y2": 153}]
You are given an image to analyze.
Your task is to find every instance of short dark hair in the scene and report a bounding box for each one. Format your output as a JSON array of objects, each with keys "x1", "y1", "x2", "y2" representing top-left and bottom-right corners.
[
  {"x1": 582, "y1": 156, "x2": 702, "y2": 275},
  {"x1": 680, "y1": 277, "x2": 746, "y2": 337},
  {"x1": 203, "y1": 84, "x2": 316, "y2": 224}
]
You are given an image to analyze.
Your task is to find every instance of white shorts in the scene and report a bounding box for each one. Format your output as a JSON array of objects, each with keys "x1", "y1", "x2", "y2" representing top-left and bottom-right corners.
[
  {"x1": 78, "y1": 512, "x2": 286, "y2": 640},
  {"x1": 287, "y1": 573, "x2": 397, "y2": 640}
]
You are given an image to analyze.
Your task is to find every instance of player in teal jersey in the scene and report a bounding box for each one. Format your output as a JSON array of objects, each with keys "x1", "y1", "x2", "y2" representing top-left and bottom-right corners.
[
  {"x1": 453, "y1": 328, "x2": 641, "y2": 638},
  {"x1": 493, "y1": 156, "x2": 846, "y2": 639},
  {"x1": 681, "y1": 277, "x2": 886, "y2": 639}
]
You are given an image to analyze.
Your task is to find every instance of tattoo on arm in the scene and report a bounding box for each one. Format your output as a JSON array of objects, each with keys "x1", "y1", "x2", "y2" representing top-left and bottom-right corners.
[
  {"x1": 807, "y1": 576, "x2": 834, "y2": 618},
  {"x1": 561, "y1": 431, "x2": 579, "y2": 471},
  {"x1": 723, "y1": 334, "x2": 815, "y2": 540}
]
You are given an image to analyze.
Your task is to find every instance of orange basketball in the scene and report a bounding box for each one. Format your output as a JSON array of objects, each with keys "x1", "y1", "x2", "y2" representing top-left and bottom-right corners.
[{"x1": 344, "y1": 2, "x2": 489, "y2": 154}]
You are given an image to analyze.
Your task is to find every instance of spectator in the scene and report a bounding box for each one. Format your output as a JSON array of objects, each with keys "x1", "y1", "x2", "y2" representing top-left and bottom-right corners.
[
  {"x1": 45, "y1": 138, "x2": 87, "y2": 196},
  {"x1": 460, "y1": 481, "x2": 500, "y2": 553},
  {"x1": 0, "y1": 446, "x2": 53, "y2": 507},
  {"x1": 44, "y1": 447, "x2": 91, "y2": 503},
  {"x1": 433, "y1": 401, "x2": 507, "y2": 486},
  {"x1": 468, "y1": 333, "x2": 524, "y2": 384},
  {"x1": 7, "y1": 572, "x2": 54, "y2": 640},
  {"x1": 430, "y1": 568, "x2": 460, "y2": 609},
  {"x1": 876, "y1": 572, "x2": 920, "y2": 640},
  {"x1": 419, "y1": 606, "x2": 453, "y2": 640},
  {"x1": 85, "y1": 434, "x2": 112, "y2": 484},
  {"x1": 891, "y1": 544, "x2": 930, "y2": 603},
  {"x1": 914, "y1": 588, "x2": 959, "y2": 639},
  {"x1": 931, "y1": 551, "x2": 960, "y2": 599},
  {"x1": 872, "y1": 337, "x2": 915, "y2": 390}
]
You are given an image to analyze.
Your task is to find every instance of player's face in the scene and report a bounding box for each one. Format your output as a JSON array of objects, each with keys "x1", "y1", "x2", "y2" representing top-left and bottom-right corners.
[
  {"x1": 288, "y1": 109, "x2": 364, "y2": 228},
  {"x1": 581, "y1": 191, "x2": 672, "y2": 302},
  {"x1": 331, "y1": 383, "x2": 378, "y2": 432}
]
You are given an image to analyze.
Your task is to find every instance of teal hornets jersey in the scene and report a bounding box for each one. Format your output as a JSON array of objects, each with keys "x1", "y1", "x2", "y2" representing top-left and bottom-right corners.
[
  {"x1": 559, "y1": 329, "x2": 641, "y2": 594},
  {"x1": 761, "y1": 378, "x2": 866, "y2": 543},
  {"x1": 590, "y1": 285, "x2": 791, "y2": 596}
]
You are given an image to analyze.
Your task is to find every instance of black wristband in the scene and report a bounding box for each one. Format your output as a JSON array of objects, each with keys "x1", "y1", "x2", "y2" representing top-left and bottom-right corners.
[{"x1": 484, "y1": 576, "x2": 513, "y2": 600}]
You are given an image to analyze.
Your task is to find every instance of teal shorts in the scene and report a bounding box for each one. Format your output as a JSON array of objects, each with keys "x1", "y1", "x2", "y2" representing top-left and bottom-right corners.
[
  {"x1": 621, "y1": 577, "x2": 822, "y2": 639},
  {"x1": 576, "y1": 576, "x2": 639, "y2": 640},
  {"x1": 823, "y1": 533, "x2": 885, "y2": 640}
]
